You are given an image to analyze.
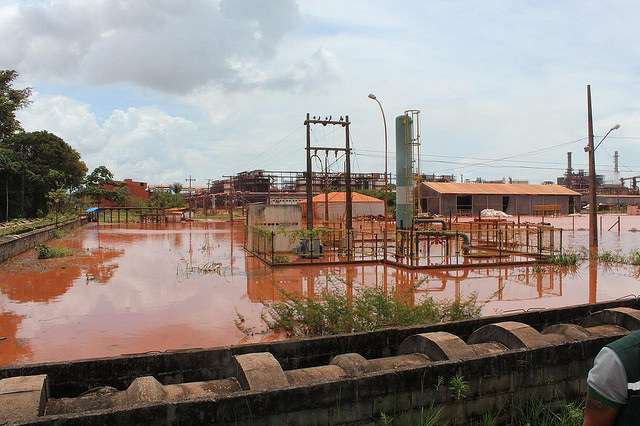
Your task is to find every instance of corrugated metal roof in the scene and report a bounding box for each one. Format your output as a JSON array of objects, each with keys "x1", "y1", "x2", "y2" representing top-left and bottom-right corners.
[
  {"x1": 422, "y1": 182, "x2": 581, "y2": 196},
  {"x1": 298, "y1": 192, "x2": 383, "y2": 204}
]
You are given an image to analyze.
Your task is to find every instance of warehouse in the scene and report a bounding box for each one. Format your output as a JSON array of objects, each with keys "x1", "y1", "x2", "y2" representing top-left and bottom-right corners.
[{"x1": 420, "y1": 182, "x2": 581, "y2": 216}]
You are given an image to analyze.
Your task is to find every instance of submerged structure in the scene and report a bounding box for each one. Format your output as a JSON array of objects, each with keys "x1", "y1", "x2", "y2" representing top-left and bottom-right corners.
[{"x1": 245, "y1": 111, "x2": 566, "y2": 269}]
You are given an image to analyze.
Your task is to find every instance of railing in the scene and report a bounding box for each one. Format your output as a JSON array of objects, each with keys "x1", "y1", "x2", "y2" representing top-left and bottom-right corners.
[
  {"x1": 246, "y1": 220, "x2": 563, "y2": 268},
  {"x1": 393, "y1": 221, "x2": 563, "y2": 268}
]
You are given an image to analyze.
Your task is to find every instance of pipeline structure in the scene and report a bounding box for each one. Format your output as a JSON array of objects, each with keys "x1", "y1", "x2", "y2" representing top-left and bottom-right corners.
[{"x1": 2, "y1": 298, "x2": 640, "y2": 424}]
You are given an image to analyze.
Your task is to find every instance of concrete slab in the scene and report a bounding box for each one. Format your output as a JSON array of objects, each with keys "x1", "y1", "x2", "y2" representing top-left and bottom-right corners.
[{"x1": 0, "y1": 374, "x2": 48, "y2": 423}]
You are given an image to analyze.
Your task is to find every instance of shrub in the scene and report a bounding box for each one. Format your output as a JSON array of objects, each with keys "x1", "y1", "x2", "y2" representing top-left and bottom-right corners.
[
  {"x1": 243, "y1": 279, "x2": 483, "y2": 337},
  {"x1": 34, "y1": 243, "x2": 71, "y2": 259}
]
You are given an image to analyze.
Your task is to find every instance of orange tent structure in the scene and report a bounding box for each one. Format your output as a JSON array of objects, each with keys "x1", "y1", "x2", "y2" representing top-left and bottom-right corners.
[{"x1": 298, "y1": 192, "x2": 384, "y2": 220}]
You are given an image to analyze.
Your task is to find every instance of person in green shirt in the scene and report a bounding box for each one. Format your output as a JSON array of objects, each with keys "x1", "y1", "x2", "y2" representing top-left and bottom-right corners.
[{"x1": 584, "y1": 330, "x2": 640, "y2": 426}]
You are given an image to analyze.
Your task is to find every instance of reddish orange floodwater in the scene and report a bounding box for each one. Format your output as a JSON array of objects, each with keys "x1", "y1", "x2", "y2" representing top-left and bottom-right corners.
[{"x1": 1, "y1": 216, "x2": 639, "y2": 366}]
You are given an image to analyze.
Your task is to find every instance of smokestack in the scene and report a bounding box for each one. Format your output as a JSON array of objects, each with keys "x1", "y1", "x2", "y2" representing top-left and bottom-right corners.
[
  {"x1": 567, "y1": 152, "x2": 572, "y2": 173},
  {"x1": 614, "y1": 151, "x2": 619, "y2": 174}
]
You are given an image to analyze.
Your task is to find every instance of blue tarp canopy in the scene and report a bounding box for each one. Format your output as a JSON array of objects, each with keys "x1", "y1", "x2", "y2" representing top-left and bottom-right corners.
[{"x1": 85, "y1": 207, "x2": 99, "y2": 213}]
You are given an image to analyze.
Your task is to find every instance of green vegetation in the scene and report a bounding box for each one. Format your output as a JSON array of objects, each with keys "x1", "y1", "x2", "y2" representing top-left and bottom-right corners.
[
  {"x1": 355, "y1": 187, "x2": 396, "y2": 215},
  {"x1": 548, "y1": 252, "x2": 579, "y2": 266},
  {"x1": 0, "y1": 70, "x2": 31, "y2": 140},
  {"x1": 74, "y1": 166, "x2": 128, "y2": 205},
  {"x1": 630, "y1": 250, "x2": 640, "y2": 266},
  {"x1": 34, "y1": 243, "x2": 72, "y2": 259},
  {"x1": 193, "y1": 211, "x2": 243, "y2": 220},
  {"x1": 147, "y1": 190, "x2": 186, "y2": 209},
  {"x1": 598, "y1": 250, "x2": 614, "y2": 262},
  {"x1": 1, "y1": 131, "x2": 87, "y2": 219},
  {"x1": 378, "y1": 394, "x2": 584, "y2": 425},
  {"x1": 506, "y1": 397, "x2": 583, "y2": 426},
  {"x1": 237, "y1": 279, "x2": 483, "y2": 337},
  {"x1": 448, "y1": 374, "x2": 469, "y2": 401},
  {"x1": 273, "y1": 254, "x2": 290, "y2": 264},
  {"x1": 0, "y1": 213, "x2": 78, "y2": 237}
]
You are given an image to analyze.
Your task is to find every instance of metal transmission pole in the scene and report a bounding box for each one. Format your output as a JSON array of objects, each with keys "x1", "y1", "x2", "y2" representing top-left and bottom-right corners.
[
  {"x1": 185, "y1": 175, "x2": 196, "y2": 210},
  {"x1": 304, "y1": 114, "x2": 352, "y2": 231},
  {"x1": 345, "y1": 115, "x2": 352, "y2": 231},
  {"x1": 306, "y1": 113, "x2": 313, "y2": 230}
]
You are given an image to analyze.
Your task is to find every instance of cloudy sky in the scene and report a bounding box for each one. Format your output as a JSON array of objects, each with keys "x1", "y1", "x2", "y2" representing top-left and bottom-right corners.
[{"x1": 2, "y1": 0, "x2": 640, "y2": 186}]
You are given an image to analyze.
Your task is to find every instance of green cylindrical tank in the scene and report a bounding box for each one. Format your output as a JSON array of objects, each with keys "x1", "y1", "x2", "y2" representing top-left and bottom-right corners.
[{"x1": 395, "y1": 114, "x2": 413, "y2": 229}]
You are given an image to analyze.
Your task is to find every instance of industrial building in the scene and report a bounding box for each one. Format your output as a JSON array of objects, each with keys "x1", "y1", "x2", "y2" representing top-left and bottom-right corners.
[{"x1": 420, "y1": 182, "x2": 581, "y2": 216}]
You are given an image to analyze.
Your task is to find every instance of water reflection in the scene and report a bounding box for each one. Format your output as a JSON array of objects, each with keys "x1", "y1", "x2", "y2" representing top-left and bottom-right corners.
[{"x1": 0, "y1": 311, "x2": 32, "y2": 365}]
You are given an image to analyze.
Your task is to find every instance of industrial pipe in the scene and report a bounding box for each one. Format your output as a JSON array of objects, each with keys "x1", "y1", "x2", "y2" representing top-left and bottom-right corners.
[
  {"x1": 414, "y1": 218, "x2": 447, "y2": 230},
  {"x1": 417, "y1": 230, "x2": 470, "y2": 255}
]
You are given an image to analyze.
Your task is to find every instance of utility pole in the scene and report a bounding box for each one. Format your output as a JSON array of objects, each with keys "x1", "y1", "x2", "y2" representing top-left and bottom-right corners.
[
  {"x1": 587, "y1": 85, "x2": 597, "y2": 252},
  {"x1": 304, "y1": 114, "x2": 351, "y2": 232},
  {"x1": 206, "y1": 178, "x2": 214, "y2": 215},
  {"x1": 185, "y1": 175, "x2": 196, "y2": 211},
  {"x1": 306, "y1": 113, "x2": 313, "y2": 230},
  {"x1": 345, "y1": 115, "x2": 352, "y2": 231}
]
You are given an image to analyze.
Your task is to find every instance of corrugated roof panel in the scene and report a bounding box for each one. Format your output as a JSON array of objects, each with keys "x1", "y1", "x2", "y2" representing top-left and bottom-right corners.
[{"x1": 422, "y1": 182, "x2": 581, "y2": 196}]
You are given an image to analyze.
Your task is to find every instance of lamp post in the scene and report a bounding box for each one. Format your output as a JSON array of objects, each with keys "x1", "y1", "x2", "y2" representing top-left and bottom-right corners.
[
  {"x1": 585, "y1": 85, "x2": 620, "y2": 252},
  {"x1": 368, "y1": 93, "x2": 388, "y2": 262}
]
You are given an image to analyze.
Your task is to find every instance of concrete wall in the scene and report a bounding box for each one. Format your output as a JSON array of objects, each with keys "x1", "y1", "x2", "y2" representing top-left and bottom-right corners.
[
  {"x1": 246, "y1": 204, "x2": 302, "y2": 252},
  {"x1": 0, "y1": 218, "x2": 87, "y2": 263},
  {"x1": 5, "y1": 302, "x2": 637, "y2": 424},
  {"x1": 3, "y1": 297, "x2": 638, "y2": 399}
]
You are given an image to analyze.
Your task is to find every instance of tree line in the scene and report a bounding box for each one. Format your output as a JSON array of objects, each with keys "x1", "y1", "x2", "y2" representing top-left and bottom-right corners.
[{"x1": 0, "y1": 70, "x2": 185, "y2": 222}]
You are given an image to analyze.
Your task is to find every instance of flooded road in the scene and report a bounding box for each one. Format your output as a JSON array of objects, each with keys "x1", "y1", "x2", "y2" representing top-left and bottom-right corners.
[{"x1": 1, "y1": 215, "x2": 639, "y2": 366}]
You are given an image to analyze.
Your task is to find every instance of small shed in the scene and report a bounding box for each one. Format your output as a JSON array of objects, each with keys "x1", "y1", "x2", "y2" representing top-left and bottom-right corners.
[
  {"x1": 420, "y1": 183, "x2": 581, "y2": 216},
  {"x1": 298, "y1": 192, "x2": 384, "y2": 220},
  {"x1": 165, "y1": 207, "x2": 193, "y2": 222}
]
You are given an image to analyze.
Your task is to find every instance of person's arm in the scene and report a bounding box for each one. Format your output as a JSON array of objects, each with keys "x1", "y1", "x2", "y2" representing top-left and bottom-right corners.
[
  {"x1": 584, "y1": 347, "x2": 627, "y2": 426},
  {"x1": 583, "y1": 395, "x2": 618, "y2": 426}
]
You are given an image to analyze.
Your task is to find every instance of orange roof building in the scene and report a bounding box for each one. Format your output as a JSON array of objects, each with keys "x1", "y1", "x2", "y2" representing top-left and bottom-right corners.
[
  {"x1": 420, "y1": 182, "x2": 581, "y2": 216},
  {"x1": 298, "y1": 192, "x2": 384, "y2": 219}
]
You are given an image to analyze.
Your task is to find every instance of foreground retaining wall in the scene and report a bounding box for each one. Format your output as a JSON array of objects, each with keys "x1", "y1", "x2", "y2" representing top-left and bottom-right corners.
[
  {"x1": 3, "y1": 297, "x2": 638, "y2": 399},
  {"x1": 3, "y1": 303, "x2": 638, "y2": 425},
  {"x1": 0, "y1": 218, "x2": 87, "y2": 263}
]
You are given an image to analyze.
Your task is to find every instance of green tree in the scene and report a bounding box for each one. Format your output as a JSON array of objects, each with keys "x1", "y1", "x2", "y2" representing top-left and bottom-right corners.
[
  {"x1": 147, "y1": 190, "x2": 185, "y2": 208},
  {"x1": 0, "y1": 147, "x2": 16, "y2": 221},
  {"x1": 355, "y1": 188, "x2": 396, "y2": 215},
  {"x1": 0, "y1": 70, "x2": 32, "y2": 141},
  {"x1": 171, "y1": 182, "x2": 183, "y2": 194},
  {"x1": 75, "y1": 165, "x2": 128, "y2": 206},
  {"x1": 1, "y1": 131, "x2": 87, "y2": 218}
]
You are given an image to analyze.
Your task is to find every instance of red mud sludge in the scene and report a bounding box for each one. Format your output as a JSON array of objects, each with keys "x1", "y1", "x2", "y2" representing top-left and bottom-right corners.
[{"x1": 1, "y1": 218, "x2": 640, "y2": 366}]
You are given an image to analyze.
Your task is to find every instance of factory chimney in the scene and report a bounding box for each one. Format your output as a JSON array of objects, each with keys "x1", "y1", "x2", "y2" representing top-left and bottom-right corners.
[{"x1": 614, "y1": 151, "x2": 619, "y2": 174}]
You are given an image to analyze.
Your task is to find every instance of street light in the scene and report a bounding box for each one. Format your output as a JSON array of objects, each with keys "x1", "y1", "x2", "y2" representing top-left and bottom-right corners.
[
  {"x1": 585, "y1": 86, "x2": 620, "y2": 251},
  {"x1": 368, "y1": 93, "x2": 388, "y2": 262}
]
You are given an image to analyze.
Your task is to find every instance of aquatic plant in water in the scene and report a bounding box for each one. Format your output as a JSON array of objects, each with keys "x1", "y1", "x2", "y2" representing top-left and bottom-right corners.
[{"x1": 237, "y1": 278, "x2": 483, "y2": 337}]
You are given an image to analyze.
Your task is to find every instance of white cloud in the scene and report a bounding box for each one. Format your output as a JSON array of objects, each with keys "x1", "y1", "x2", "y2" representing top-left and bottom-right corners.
[
  {"x1": 0, "y1": 0, "x2": 302, "y2": 94},
  {"x1": 18, "y1": 92, "x2": 201, "y2": 183},
  {"x1": 5, "y1": 0, "x2": 640, "y2": 184}
]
